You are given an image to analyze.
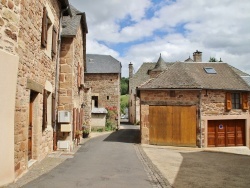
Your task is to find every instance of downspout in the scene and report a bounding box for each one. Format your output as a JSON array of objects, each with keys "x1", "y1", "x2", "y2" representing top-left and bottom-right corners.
[
  {"x1": 53, "y1": 6, "x2": 69, "y2": 151},
  {"x1": 198, "y1": 90, "x2": 202, "y2": 148}
]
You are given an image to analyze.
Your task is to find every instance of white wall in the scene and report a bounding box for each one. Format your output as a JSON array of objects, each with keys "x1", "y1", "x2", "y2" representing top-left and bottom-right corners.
[{"x1": 0, "y1": 50, "x2": 19, "y2": 186}]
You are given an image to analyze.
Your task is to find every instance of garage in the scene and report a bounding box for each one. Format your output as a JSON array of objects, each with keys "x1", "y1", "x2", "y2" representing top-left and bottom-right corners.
[
  {"x1": 149, "y1": 105, "x2": 197, "y2": 146},
  {"x1": 207, "y1": 120, "x2": 245, "y2": 147}
]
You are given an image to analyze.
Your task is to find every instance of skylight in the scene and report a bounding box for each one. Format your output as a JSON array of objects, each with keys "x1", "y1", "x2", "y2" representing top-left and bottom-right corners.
[{"x1": 204, "y1": 67, "x2": 217, "y2": 74}]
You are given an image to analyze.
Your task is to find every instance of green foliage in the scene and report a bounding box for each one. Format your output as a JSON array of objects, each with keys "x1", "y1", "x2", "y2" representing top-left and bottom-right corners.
[
  {"x1": 209, "y1": 57, "x2": 217, "y2": 62},
  {"x1": 121, "y1": 77, "x2": 129, "y2": 95},
  {"x1": 120, "y1": 95, "x2": 129, "y2": 114}
]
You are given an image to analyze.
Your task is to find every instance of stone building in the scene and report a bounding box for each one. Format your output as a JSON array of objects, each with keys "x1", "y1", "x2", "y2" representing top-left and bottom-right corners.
[
  {"x1": 0, "y1": 0, "x2": 73, "y2": 186},
  {"x1": 85, "y1": 54, "x2": 122, "y2": 130},
  {"x1": 58, "y1": 5, "x2": 88, "y2": 150},
  {"x1": 128, "y1": 55, "x2": 173, "y2": 124},
  {"x1": 137, "y1": 62, "x2": 250, "y2": 148}
]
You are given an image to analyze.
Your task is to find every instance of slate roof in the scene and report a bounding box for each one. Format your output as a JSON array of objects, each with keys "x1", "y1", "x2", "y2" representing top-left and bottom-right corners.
[
  {"x1": 86, "y1": 54, "x2": 121, "y2": 74},
  {"x1": 139, "y1": 62, "x2": 250, "y2": 91},
  {"x1": 60, "y1": 0, "x2": 72, "y2": 16},
  {"x1": 129, "y1": 62, "x2": 174, "y2": 94},
  {"x1": 61, "y1": 5, "x2": 88, "y2": 37},
  {"x1": 150, "y1": 54, "x2": 167, "y2": 71}
]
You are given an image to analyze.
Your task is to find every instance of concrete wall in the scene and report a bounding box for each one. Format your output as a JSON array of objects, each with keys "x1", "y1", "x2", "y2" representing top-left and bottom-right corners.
[
  {"x1": 91, "y1": 114, "x2": 106, "y2": 127},
  {"x1": 0, "y1": 1, "x2": 20, "y2": 185}
]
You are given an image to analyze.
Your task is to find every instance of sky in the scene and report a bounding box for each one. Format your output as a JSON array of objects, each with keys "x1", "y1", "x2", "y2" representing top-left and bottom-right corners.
[{"x1": 69, "y1": 0, "x2": 250, "y2": 77}]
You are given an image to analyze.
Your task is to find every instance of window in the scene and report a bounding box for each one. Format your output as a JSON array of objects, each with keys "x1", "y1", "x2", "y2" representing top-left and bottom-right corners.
[
  {"x1": 107, "y1": 96, "x2": 110, "y2": 100},
  {"x1": 41, "y1": 6, "x2": 56, "y2": 58},
  {"x1": 231, "y1": 93, "x2": 241, "y2": 109},
  {"x1": 92, "y1": 96, "x2": 98, "y2": 108},
  {"x1": 204, "y1": 67, "x2": 217, "y2": 74}
]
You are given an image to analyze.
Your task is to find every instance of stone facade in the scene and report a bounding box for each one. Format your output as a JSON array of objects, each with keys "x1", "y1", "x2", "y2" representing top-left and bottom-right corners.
[
  {"x1": 139, "y1": 89, "x2": 250, "y2": 148},
  {"x1": 13, "y1": 0, "x2": 62, "y2": 179},
  {"x1": 0, "y1": 0, "x2": 20, "y2": 55},
  {"x1": 58, "y1": 25, "x2": 85, "y2": 148},
  {"x1": 85, "y1": 73, "x2": 121, "y2": 128}
]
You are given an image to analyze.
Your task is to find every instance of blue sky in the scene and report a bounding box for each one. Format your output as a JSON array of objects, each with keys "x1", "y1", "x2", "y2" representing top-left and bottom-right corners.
[{"x1": 70, "y1": 0, "x2": 250, "y2": 77}]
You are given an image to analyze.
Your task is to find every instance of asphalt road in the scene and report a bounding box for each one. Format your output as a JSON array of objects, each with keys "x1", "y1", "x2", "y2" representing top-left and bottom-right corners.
[
  {"x1": 22, "y1": 127, "x2": 154, "y2": 188},
  {"x1": 143, "y1": 146, "x2": 250, "y2": 188}
]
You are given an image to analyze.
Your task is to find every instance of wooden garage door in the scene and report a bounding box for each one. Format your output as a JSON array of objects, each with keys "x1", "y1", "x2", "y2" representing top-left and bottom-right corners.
[
  {"x1": 149, "y1": 106, "x2": 197, "y2": 146},
  {"x1": 207, "y1": 120, "x2": 245, "y2": 147}
]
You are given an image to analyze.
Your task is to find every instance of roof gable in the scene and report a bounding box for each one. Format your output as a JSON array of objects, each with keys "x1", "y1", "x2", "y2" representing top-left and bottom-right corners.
[{"x1": 61, "y1": 5, "x2": 88, "y2": 37}]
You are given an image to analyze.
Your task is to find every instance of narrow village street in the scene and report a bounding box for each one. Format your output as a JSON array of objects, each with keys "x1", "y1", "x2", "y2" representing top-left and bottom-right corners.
[
  {"x1": 6, "y1": 122, "x2": 250, "y2": 188},
  {"x1": 7, "y1": 123, "x2": 168, "y2": 188}
]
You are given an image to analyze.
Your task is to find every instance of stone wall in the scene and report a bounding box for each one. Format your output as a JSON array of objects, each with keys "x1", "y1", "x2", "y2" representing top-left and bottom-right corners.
[
  {"x1": 58, "y1": 26, "x2": 85, "y2": 146},
  {"x1": 0, "y1": 0, "x2": 20, "y2": 55},
  {"x1": 14, "y1": 0, "x2": 61, "y2": 178},
  {"x1": 85, "y1": 73, "x2": 120, "y2": 128},
  {"x1": 200, "y1": 90, "x2": 250, "y2": 147},
  {"x1": 201, "y1": 90, "x2": 249, "y2": 116},
  {"x1": 140, "y1": 89, "x2": 250, "y2": 147}
]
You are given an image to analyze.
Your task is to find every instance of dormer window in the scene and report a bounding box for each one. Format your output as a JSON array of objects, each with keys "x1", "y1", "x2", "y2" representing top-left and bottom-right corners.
[{"x1": 204, "y1": 67, "x2": 217, "y2": 74}]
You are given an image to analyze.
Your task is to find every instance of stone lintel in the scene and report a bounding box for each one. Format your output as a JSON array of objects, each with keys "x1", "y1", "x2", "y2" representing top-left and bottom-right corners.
[{"x1": 26, "y1": 79, "x2": 43, "y2": 93}]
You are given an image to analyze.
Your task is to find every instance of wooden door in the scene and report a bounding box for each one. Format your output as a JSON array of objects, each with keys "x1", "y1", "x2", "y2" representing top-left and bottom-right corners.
[
  {"x1": 149, "y1": 106, "x2": 196, "y2": 146},
  {"x1": 29, "y1": 91, "x2": 36, "y2": 160},
  {"x1": 236, "y1": 120, "x2": 245, "y2": 146},
  {"x1": 207, "y1": 120, "x2": 245, "y2": 147}
]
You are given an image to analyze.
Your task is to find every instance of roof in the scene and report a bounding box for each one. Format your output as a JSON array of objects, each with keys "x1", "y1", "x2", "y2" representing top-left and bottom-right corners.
[
  {"x1": 150, "y1": 54, "x2": 167, "y2": 71},
  {"x1": 139, "y1": 62, "x2": 250, "y2": 91},
  {"x1": 91, "y1": 108, "x2": 107, "y2": 114},
  {"x1": 61, "y1": 5, "x2": 88, "y2": 37},
  {"x1": 242, "y1": 76, "x2": 250, "y2": 86},
  {"x1": 60, "y1": 0, "x2": 72, "y2": 16},
  {"x1": 129, "y1": 62, "x2": 174, "y2": 93},
  {"x1": 86, "y1": 54, "x2": 121, "y2": 74},
  {"x1": 184, "y1": 56, "x2": 194, "y2": 62}
]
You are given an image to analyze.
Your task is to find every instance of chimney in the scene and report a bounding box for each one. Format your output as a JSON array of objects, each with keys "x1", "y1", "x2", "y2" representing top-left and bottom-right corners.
[
  {"x1": 193, "y1": 50, "x2": 202, "y2": 62},
  {"x1": 129, "y1": 62, "x2": 133, "y2": 78}
]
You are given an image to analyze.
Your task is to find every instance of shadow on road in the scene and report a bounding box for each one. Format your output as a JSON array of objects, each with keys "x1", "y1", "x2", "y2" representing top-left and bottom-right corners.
[{"x1": 103, "y1": 129, "x2": 140, "y2": 144}]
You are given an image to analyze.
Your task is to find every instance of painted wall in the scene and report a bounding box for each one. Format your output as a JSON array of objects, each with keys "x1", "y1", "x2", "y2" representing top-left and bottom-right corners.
[
  {"x1": 0, "y1": 50, "x2": 19, "y2": 186},
  {"x1": 91, "y1": 114, "x2": 106, "y2": 127}
]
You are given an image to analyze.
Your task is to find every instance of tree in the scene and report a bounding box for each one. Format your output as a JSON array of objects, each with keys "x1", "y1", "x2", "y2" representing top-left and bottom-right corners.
[
  {"x1": 209, "y1": 57, "x2": 217, "y2": 62},
  {"x1": 120, "y1": 77, "x2": 129, "y2": 95}
]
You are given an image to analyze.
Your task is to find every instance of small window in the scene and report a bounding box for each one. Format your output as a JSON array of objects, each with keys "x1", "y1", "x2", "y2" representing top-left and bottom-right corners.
[
  {"x1": 107, "y1": 96, "x2": 110, "y2": 100},
  {"x1": 92, "y1": 96, "x2": 98, "y2": 108},
  {"x1": 232, "y1": 93, "x2": 241, "y2": 109},
  {"x1": 204, "y1": 67, "x2": 217, "y2": 74}
]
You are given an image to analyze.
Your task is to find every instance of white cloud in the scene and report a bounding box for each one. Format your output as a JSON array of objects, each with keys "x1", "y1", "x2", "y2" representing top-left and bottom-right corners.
[{"x1": 70, "y1": 0, "x2": 250, "y2": 77}]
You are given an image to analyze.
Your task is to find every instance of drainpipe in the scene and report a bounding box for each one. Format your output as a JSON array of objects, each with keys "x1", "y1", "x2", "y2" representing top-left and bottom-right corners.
[
  {"x1": 53, "y1": 6, "x2": 69, "y2": 151},
  {"x1": 198, "y1": 90, "x2": 202, "y2": 148}
]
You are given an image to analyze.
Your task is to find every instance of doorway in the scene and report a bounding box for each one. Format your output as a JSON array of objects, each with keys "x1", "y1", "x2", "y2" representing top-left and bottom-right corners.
[{"x1": 29, "y1": 91, "x2": 37, "y2": 161}]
